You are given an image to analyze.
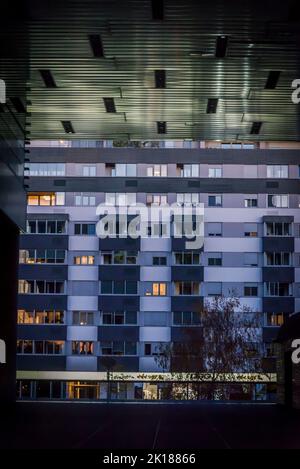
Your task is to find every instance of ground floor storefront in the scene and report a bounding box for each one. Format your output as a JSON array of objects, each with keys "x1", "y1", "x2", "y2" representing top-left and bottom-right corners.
[{"x1": 17, "y1": 380, "x2": 277, "y2": 401}]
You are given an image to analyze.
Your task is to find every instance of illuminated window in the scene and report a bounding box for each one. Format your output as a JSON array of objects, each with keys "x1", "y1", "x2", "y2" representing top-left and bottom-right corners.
[
  {"x1": 152, "y1": 283, "x2": 166, "y2": 296},
  {"x1": 27, "y1": 192, "x2": 65, "y2": 206},
  {"x1": 74, "y1": 255, "x2": 95, "y2": 265},
  {"x1": 147, "y1": 165, "x2": 167, "y2": 177},
  {"x1": 72, "y1": 341, "x2": 94, "y2": 355}
]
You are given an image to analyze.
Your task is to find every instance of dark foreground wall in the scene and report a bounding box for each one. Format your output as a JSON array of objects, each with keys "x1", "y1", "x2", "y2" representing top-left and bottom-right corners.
[{"x1": 0, "y1": 210, "x2": 19, "y2": 403}]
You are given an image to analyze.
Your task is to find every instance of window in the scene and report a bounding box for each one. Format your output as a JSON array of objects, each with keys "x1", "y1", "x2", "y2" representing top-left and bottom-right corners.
[
  {"x1": 153, "y1": 256, "x2": 167, "y2": 266},
  {"x1": 208, "y1": 253, "x2": 222, "y2": 266},
  {"x1": 74, "y1": 193, "x2": 96, "y2": 206},
  {"x1": 17, "y1": 340, "x2": 64, "y2": 355},
  {"x1": 244, "y1": 197, "x2": 258, "y2": 207},
  {"x1": 177, "y1": 164, "x2": 199, "y2": 177},
  {"x1": 267, "y1": 165, "x2": 288, "y2": 178},
  {"x1": 106, "y1": 163, "x2": 136, "y2": 177},
  {"x1": 265, "y1": 282, "x2": 292, "y2": 297},
  {"x1": 147, "y1": 165, "x2": 167, "y2": 177},
  {"x1": 18, "y1": 280, "x2": 64, "y2": 294},
  {"x1": 208, "y1": 195, "x2": 222, "y2": 207},
  {"x1": 105, "y1": 193, "x2": 136, "y2": 206},
  {"x1": 74, "y1": 255, "x2": 95, "y2": 265},
  {"x1": 100, "y1": 341, "x2": 137, "y2": 356},
  {"x1": 268, "y1": 194, "x2": 288, "y2": 208},
  {"x1": 144, "y1": 343, "x2": 164, "y2": 356},
  {"x1": 266, "y1": 222, "x2": 291, "y2": 236},
  {"x1": 83, "y1": 165, "x2": 96, "y2": 177},
  {"x1": 72, "y1": 341, "x2": 94, "y2": 355},
  {"x1": 19, "y1": 249, "x2": 65, "y2": 264},
  {"x1": 174, "y1": 252, "x2": 200, "y2": 265},
  {"x1": 102, "y1": 251, "x2": 137, "y2": 264},
  {"x1": 26, "y1": 220, "x2": 66, "y2": 234},
  {"x1": 244, "y1": 253, "x2": 258, "y2": 266},
  {"x1": 102, "y1": 311, "x2": 137, "y2": 325},
  {"x1": 146, "y1": 194, "x2": 167, "y2": 206},
  {"x1": 27, "y1": 192, "x2": 65, "y2": 206},
  {"x1": 177, "y1": 193, "x2": 199, "y2": 205},
  {"x1": 72, "y1": 312, "x2": 94, "y2": 325},
  {"x1": 266, "y1": 252, "x2": 291, "y2": 266},
  {"x1": 27, "y1": 163, "x2": 66, "y2": 177},
  {"x1": 207, "y1": 222, "x2": 222, "y2": 237},
  {"x1": 174, "y1": 282, "x2": 199, "y2": 295},
  {"x1": 17, "y1": 310, "x2": 64, "y2": 325},
  {"x1": 173, "y1": 311, "x2": 201, "y2": 326},
  {"x1": 266, "y1": 313, "x2": 285, "y2": 327},
  {"x1": 244, "y1": 284, "x2": 258, "y2": 296},
  {"x1": 74, "y1": 223, "x2": 96, "y2": 235},
  {"x1": 147, "y1": 223, "x2": 168, "y2": 237},
  {"x1": 101, "y1": 281, "x2": 137, "y2": 295},
  {"x1": 208, "y1": 167, "x2": 222, "y2": 178},
  {"x1": 145, "y1": 283, "x2": 167, "y2": 296},
  {"x1": 244, "y1": 223, "x2": 258, "y2": 237}
]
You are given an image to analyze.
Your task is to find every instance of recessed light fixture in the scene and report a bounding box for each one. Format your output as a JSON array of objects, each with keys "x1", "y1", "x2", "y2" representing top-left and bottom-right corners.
[
  {"x1": 265, "y1": 71, "x2": 281, "y2": 89},
  {"x1": 61, "y1": 120, "x2": 75, "y2": 134},
  {"x1": 250, "y1": 121, "x2": 262, "y2": 135},
  {"x1": 10, "y1": 97, "x2": 26, "y2": 113},
  {"x1": 206, "y1": 98, "x2": 218, "y2": 114},
  {"x1": 88, "y1": 34, "x2": 104, "y2": 57},
  {"x1": 152, "y1": 0, "x2": 164, "y2": 20},
  {"x1": 39, "y1": 70, "x2": 57, "y2": 88},
  {"x1": 157, "y1": 121, "x2": 166, "y2": 134},
  {"x1": 154, "y1": 70, "x2": 166, "y2": 88},
  {"x1": 189, "y1": 51, "x2": 214, "y2": 58},
  {"x1": 215, "y1": 35, "x2": 228, "y2": 58},
  {"x1": 103, "y1": 97, "x2": 116, "y2": 113}
]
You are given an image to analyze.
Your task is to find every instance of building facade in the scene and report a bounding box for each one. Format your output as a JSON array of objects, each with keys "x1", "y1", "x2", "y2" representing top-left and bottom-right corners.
[{"x1": 17, "y1": 141, "x2": 300, "y2": 400}]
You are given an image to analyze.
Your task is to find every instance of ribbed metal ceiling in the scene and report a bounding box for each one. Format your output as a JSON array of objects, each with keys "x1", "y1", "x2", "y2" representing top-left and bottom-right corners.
[{"x1": 23, "y1": 0, "x2": 300, "y2": 140}]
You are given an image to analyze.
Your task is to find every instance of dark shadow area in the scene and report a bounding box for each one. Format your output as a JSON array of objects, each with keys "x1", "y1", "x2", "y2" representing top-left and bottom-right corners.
[{"x1": 1, "y1": 402, "x2": 300, "y2": 449}]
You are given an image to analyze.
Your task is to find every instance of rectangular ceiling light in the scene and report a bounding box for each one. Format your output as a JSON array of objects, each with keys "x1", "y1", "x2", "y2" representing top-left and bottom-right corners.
[
  {"x1": 157, "y1": 121, "x2": 166, "y2": 134},
  {"x1": 88, "y1": 34, "x2": 104, "y2": 57},
  {"x1": 10, "y1": 97, "x2": 26, "y2": 113},
  {"x1": 103, "y1": 97, "x2": 116, "y2": 113},
  {"x1": 250, "y1": 121, "x2": 262, "y2": 135},
  {"x1": 155, "y1": 70, "x2": 166, "y2": 88},
  {"x1": 215, "y1": 35, "x2": 228, "y2": 58},
  {"x1": 265, "y1": 71, "x2": 281, "y2": 89},
  {"x1": 61, "y1": 120, "x2": 75, "y2": 134},
  {"x1": 39, "y1": 69, "x2": 57, "y2": 88},
  {"x1": 206, "y1": 98, "x2": 218, "y2": 113},
  {"x1": 152, "y1": 0, "x2": 164, "y2": 20}
]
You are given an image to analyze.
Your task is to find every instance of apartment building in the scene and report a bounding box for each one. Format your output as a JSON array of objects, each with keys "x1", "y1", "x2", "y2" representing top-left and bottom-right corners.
[{"x1": 17, "y1": 141, "x2": 300, "y2": 401}]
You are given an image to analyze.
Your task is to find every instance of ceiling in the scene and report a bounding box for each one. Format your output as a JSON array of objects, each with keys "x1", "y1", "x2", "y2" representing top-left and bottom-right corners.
[{"x1": 7, "y1": 0, "x2": 300, "y2": 141}]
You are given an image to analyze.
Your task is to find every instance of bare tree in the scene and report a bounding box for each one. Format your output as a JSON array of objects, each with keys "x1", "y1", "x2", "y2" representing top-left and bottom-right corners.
[{"x1": 155, "y1": 295, "x2": 263, "y2": 399}]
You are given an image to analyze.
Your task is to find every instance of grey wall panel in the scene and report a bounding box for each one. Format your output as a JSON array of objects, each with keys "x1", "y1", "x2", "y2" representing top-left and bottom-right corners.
[
  {"x1": 20, "y1": 235, "x2": 69, "y2": 249},
  {"x1": 99, "y1": 266, "x2": 140, "y2": 281},
  {"x1": 99, "y1": 238, "x2": 140, "y2": 250},
  {"x1": 99, "y1": 295, "x2": 139, "y2": 310},
  {"x1": 29, "y1": 148, "x2": 300, "y2": 165},
  {"x1": 98, "y1": 326, "x2": 139, "y2": 341},
  {"x1": 19, "y1": 264, "x2": 68, "y2": 281},
  {"x1": 18, "y1": 294, "x2": 67, "y2": 310},
  {"x1": 17, "y1": 356, "x2": 66, "y2": 371},
  {"x1": 263, "y1": 297, "x2": 295, "y2": 313},
  {"x1": 263, "y1": 267, "x2": 294, "y2": 282},
  {"x1": 171, "y1": 266, "x2": 204, "y2": 281},
  {"x1": 17, "y1": 325, "x2": 67, "y2": 340},
  {"x1": 27, "y1": 176, "x2": 300, "y2": 194},
  {"x1": 97, "y1": 356, "x2": 139, "y2": 372},
  {"x1": 262, "y1": 237, "x2": 294, "y2": 252},
  {"x1": 171, "y1": 297, "x2": 203, "y2": 311}
]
